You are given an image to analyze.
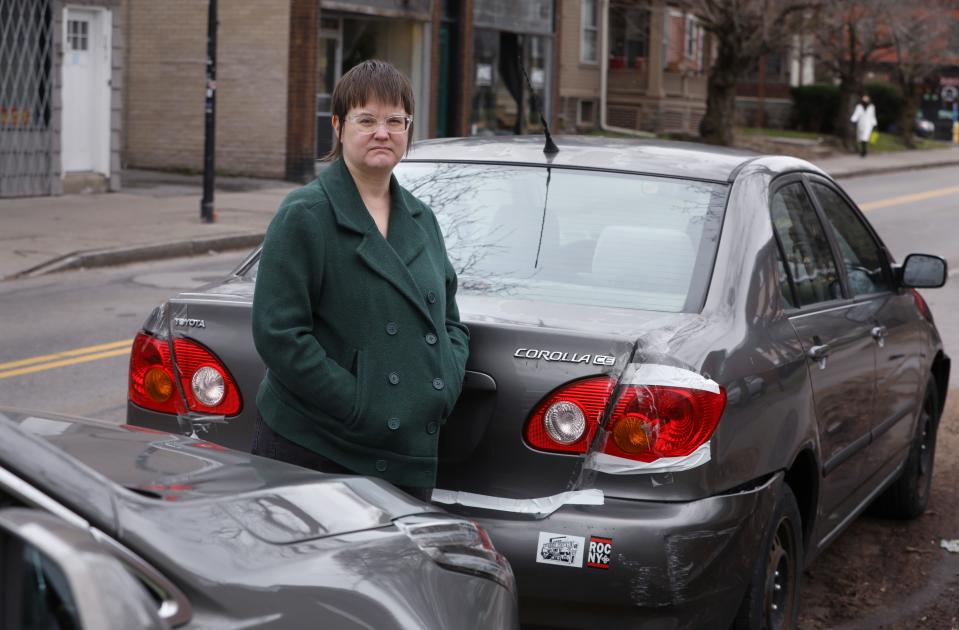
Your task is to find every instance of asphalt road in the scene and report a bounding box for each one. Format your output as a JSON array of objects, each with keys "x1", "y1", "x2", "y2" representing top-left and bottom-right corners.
[
  {"x1": 0, "y1": 251, "x2": 247, "y2": 420},
  {"x1": 840, "y1": 165, "x2": 959, "y2": 386}
]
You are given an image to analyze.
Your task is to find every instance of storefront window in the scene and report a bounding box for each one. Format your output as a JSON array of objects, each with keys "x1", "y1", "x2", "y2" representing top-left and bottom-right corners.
[
  {"x1": 609, "y1": 3, "x2": 649, "y2": 71},
  {"x1": 470, "y1": 30, "x2": 550, "y2": 136}
]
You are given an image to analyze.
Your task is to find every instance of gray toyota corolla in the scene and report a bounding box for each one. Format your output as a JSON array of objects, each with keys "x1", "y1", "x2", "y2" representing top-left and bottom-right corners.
[{"x1": 128, "y1": 136, "x2": 950, "y2": 629}]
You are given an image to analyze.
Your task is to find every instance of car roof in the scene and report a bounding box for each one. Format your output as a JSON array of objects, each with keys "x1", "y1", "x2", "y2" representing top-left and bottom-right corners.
[{"x1": 405, "y1": 135, "x2": 767, "y2": 183}]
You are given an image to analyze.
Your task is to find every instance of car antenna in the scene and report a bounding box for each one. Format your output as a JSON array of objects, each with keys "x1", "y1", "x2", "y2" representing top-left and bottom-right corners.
[{"x1": 519, "y1": 54, "x2": 559, "y2": 155}]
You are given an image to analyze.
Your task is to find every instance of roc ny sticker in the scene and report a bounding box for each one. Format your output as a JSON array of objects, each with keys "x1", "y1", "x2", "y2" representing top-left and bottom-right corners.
[
  {"x1": 536, "y1": 531, "x2": 585, "y2": 568},
  {"x1": 587, "y1": 536, "x2": 613, "y2": 569}
]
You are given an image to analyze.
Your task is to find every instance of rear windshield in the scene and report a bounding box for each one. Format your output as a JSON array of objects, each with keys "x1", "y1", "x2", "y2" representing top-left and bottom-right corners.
[
  {"x1": 246, "y1": 163, "x2": 727, "y2": 313},
  {"x1": 397, "y1": 163, "x2": 727, "y2": 312}
]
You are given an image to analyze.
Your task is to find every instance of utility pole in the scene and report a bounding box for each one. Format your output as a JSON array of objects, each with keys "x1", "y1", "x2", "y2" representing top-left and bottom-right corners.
[{"x1": 200, "y1": 0, "x2": 218, "y2": 223}]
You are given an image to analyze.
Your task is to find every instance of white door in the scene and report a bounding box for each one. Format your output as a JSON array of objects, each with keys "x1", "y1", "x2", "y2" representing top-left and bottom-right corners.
[{"x1": 62, "y1": 7, "x2": 111, "y2": 175}]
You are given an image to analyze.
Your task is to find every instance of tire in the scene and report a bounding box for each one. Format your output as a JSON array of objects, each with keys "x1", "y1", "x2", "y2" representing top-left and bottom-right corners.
[
  {"x1": 732, "y1": 484, "x2": 803, "y2": 630},
  {"x1": 874, "y1": 378, "x2": 940, "y2": 520}
]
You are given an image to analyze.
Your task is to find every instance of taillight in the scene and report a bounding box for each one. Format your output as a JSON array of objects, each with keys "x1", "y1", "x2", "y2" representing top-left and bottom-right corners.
[
  {"x1": 128, "y1": 332, "x2": 242, "y2": 416},
  {"x1": 523, "y1": 375, "x2": 726, "y2": 463},
  {"x1": 129, "y1": 333, "x2": 180, "y2": 414},
  {"x1": 602, "y1": 385, "x2": 726, "y2": 462},
  {"x1": 524, "y1": 377, "x2": 616, "y2": 454},
  {"x1": 911, "y1": 289, "x2": 934, "y2": 323}
]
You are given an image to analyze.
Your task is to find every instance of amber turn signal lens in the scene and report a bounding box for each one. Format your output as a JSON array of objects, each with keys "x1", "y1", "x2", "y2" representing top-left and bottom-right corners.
[
  {"x1": 144, "y1": 367, "x2": 174, "y2": 402},
  {"x1": 612, "y1": 415, "x2": 652, "y2": 454}
]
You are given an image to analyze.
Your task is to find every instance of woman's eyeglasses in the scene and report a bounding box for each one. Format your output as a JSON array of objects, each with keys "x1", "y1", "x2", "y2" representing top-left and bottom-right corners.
[{"x1": 346, "y1": 114, "x2": 412, "y2": 134}]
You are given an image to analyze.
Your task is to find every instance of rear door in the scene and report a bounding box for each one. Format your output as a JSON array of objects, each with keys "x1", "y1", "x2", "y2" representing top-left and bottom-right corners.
[
  {"x1": 806, "y1": 176, "x2": 922, "y2": 479},
  {"x1": 770, "y1": 177, "x2": 877, "y2": 528}
]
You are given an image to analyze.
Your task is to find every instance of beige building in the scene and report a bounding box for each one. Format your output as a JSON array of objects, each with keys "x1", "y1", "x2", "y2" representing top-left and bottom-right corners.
[{"x1": 557, "y1": 0, "x2": 709, "y2": 137}]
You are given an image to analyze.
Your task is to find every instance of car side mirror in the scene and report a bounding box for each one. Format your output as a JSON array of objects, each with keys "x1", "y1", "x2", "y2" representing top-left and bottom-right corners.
[
  {"x1": 899, "y1": 254, "x2": 947, "y2": 289},
  {"x1": 0, "y1": 508, "x2": 169, "y2": 630}
]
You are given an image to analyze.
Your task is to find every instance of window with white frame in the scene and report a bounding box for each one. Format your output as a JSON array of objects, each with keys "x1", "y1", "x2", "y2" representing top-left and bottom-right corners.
[
  {"x1": 580, "y1": 0, "x2": 598, "y2": 64},
  {"x1": 685, "y1": 14, "x2": 703, "y2": 70},
  {"x1": 577, "y1": 99, "x2": 595, "y2": 125}
]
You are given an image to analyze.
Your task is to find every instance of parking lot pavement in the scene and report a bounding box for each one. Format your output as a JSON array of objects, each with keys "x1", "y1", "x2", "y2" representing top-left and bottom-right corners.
[{"x1": 1, "y1": 146, "x2": 957, "y2": 282}]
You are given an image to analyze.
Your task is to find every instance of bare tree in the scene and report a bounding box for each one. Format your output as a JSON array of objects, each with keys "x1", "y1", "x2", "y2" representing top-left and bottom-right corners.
[
  {"x1": 883, "y1": 3, "x2": 952, "y2": 147},
  {"x1": 691, "y1": 0, "x2": 811, "y2": 146},
  {"x1": 808, "y1": 0, "x2": 892, "y2": 149}
]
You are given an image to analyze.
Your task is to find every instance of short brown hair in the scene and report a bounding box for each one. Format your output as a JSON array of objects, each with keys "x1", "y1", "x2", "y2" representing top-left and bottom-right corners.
[{"x1": 324, "y1": 59, "x2": 415, "y2": 160}]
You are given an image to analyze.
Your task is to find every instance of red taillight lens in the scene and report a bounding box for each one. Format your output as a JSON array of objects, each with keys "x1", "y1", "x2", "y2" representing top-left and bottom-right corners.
[
  {"x1": 129, "y1": 333, "x2": 181, "y2": 414},
  {"x1": 524, "y1": 375, "x2": 726, "y2": 462},
  {"x1": 602, "y1": 385, "x2": 726, "y2": 462},
  {"x1": 128, "y1": 332, "x2": 242, "y2": 416},
  {"x1": 524, "y1": 377, "x2": 616, "y2": 454}
]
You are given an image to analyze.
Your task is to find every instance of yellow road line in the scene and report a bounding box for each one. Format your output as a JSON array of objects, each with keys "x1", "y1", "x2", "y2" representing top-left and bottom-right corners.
[
  {"x1": 0, "y1": 339, "x2": 132, "y2": 371},
  {"x1": 0, "y1": 348, "x2": 131, "y2": 380},
  {"x1": 859, "y1": 185, "x2": 959, "y2": 212}
]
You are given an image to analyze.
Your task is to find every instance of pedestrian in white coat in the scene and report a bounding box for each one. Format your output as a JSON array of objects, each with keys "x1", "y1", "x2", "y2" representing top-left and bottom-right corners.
[{"x1": 850, "y1": 94, "x2": 877, "y2": 158}]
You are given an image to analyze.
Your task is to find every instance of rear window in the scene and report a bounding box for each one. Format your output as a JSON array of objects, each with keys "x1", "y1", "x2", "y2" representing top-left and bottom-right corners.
[
  {"x1": 397, "y1": 162, "x2": 727, "y2": 312},
  {"x1": 245, "y1": 163, "x2": 728, "y2": 313}
]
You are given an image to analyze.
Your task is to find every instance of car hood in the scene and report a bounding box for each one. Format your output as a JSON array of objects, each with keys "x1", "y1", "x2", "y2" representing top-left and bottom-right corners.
[{"x1": 1, "y1": 409, "x2": 438, "y2": 543}]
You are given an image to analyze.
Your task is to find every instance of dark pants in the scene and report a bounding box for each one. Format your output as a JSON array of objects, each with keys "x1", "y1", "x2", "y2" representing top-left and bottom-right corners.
[
  {"x1": 251, "y1": 412, "x2": 433, "y2": 503},
  {"x1": 860, "y1": 140, "x2": 868, "y2": 157}
]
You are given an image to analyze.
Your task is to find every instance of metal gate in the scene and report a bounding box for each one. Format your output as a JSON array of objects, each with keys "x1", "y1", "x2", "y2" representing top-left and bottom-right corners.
[{"x1": 0, "y1": 0, "x2": 55, "y2": 197}]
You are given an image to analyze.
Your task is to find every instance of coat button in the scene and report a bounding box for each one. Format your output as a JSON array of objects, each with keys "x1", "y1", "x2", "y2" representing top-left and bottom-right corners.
[
  {"x1": 432, "y1": 377, "x2": 445, "y2": 390},
  {"x1": 426, "y1": 290, "x2": 437, "y2": 304},
  {"x1": 387, "y1": 417, "x2": 400, "y2": 430},
  {"x1": 425, "y1": 333, "x2": 437, "y2": 345},
  {"x1": 426, "y1": 421, "x2": 438, "y2": 434},
  {"x1": 388, "y1": 372, "x2": 400, "y2": 385},
  {"x1": 375, "y1": 459, "x2": 388, "y2": 472},
  {"x1": 386, "y1": 321, "x2": 399, "y2": 335}
]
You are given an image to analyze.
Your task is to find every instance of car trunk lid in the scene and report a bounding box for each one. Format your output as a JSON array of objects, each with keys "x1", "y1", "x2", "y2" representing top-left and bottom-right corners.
[{"x1": 436, "y1": 295, "x2": 682, "y2": 499}]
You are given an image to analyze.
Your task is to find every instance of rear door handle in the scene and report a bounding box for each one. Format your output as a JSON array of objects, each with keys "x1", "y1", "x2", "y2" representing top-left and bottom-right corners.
[
  {"x1": 808, "y1": 344, "x2": 831, "y2": 370},
  {"x1": 871, "y1": 325, "x2": 888, "y2": 348}
]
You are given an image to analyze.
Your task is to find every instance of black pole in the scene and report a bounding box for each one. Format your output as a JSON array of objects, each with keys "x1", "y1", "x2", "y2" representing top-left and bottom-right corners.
[{"x1": 200, "y1": 0, "x2": 218, "y2": 223}]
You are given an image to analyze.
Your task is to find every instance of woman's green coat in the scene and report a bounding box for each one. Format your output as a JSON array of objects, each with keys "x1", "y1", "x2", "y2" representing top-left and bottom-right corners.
[{"x1": 252, "y1": 158, "x2": 469, "y2": 487}]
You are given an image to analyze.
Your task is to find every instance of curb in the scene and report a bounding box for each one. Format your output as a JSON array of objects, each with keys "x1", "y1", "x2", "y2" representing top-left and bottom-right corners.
[
  {"x1": 829, "y1": 158, "x2": 959, "y2": 180},
  {"x1": 7, "y1": 232, "x2": 265, "y2": 281}
]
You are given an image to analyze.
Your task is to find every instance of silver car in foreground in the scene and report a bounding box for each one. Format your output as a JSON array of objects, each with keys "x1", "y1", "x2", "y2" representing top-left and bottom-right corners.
[
  {"x1": 129, "y1": 136, "x2": 949, "y2": 629},
  {"x1": 0, "y1": 408, "x2": 517, "y2": 629}
]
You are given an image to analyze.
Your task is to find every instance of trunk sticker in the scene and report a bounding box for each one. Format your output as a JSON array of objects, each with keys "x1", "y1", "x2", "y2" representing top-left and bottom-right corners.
[
  {"x1": 587, "y1": 536, "x2": 612, "y2": 569},
  {"x1": 536, "y1": 532, "x2": 585, "y2": 568}
]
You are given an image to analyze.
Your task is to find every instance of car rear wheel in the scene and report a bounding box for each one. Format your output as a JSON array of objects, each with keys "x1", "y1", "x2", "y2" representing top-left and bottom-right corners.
[
  {"x1": 732, "y1": 484, "x2": 802, "y2": 630},
  {"x1": 874, "y1": 378, "x2": 940, "y2": 520}
]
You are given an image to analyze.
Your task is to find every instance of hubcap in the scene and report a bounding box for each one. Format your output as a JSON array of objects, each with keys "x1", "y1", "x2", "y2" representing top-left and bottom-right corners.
[{"x1": 763, "y1": 516, "x2": 796, "y2": 630}]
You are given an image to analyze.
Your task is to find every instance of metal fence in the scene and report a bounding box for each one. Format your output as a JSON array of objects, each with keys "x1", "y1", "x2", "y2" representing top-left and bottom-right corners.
[{"x1": 0, "y1": 0, "x2": 55, "y2": 197}]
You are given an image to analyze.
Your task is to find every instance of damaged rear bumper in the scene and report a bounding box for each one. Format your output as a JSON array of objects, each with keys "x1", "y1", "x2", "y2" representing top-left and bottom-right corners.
[{"x1": 449, "y1": 472, "x2": 782, "y2": 629}]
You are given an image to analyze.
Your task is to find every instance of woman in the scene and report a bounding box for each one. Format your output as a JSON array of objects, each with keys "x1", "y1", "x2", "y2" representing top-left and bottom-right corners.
[
  {"x1": 850, "y1": 94, "x2": 877, "y2": 158},
  {"x1": 250, "y1": 60, "x2": 469, "y2": 502}
]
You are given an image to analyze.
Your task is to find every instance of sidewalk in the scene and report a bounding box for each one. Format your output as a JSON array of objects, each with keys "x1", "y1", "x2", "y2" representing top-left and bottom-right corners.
[
  {"x1": 812, "y1": 145, "x2": 959, "y2": 179},
  {"x1": 0, "y1": 170, "x2": 296, "y2": 281},
  {"x1": 1, "y1": 146, "x2": 958, "y2": 281}
]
